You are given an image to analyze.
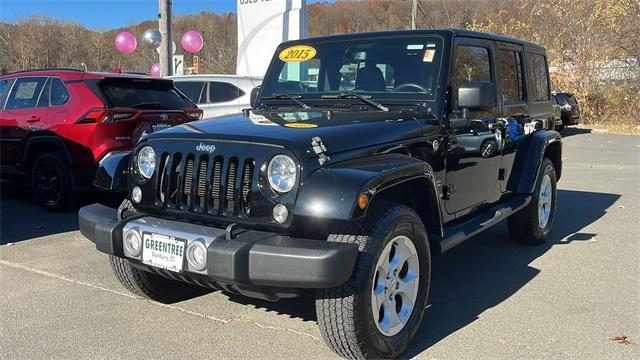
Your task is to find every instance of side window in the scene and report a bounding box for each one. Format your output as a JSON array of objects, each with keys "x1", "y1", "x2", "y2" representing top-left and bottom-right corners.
[
  {"x1": 174, "y1": 81, "x2": 206, "y2": 104},
  {"x1": 5, "y1": 77, "x2": 47, "y2": 110},
  {"x1": 209, "y1": 82, "x2": 243, "y2": 103},
  {"x1": 451, "y1": 45, "x2": 491, "y2": 108},
  {"x1": 528, "y1": 53, "x2": 550, "y2": 102},
  {"x1": 37, "y1": 78, "x2": 51, "y2": 108},
  {"x1": 498, "y1": 49, "x2": 525, "y2": 103},
  {"x1": 50, "y1": 78, "x2": 70, "y2": 106},
  {"x1": 0, "y1": 78, "x2": 15, "y2": 109}
]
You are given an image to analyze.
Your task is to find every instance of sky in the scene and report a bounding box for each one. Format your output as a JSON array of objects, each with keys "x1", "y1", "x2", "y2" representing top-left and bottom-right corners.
[{"x1": 0, "y1": 0, "x2": 334, "y2": 30}]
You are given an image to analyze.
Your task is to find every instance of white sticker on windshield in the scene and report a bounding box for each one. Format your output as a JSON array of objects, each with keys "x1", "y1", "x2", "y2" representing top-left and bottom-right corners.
[
  {"x1": 407, "y1": 44, "x2": 425, "y2": 50},
  {"x1": 426, "y1": 43, "x2": 436, "y2": 48},
  {"x1": 423, "y1": 49, "x2": 436, "y2": 62}
]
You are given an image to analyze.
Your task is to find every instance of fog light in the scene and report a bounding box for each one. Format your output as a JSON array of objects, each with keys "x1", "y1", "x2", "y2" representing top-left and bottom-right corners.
[
  {"x1": 186, "y1": 241, "x2": 207, "y2": 271},
  {"x1": 272, "y1": 204, "x2": 288, "y2": 224},
  {"x1": 124, "y1": 229, "x2": 142, "y2": 257},
  {"x1": 132, "y1": 186, "x2": 142, "y2": 203}
]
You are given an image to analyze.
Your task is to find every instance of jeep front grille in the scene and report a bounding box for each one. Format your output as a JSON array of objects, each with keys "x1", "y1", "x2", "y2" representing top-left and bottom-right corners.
[{"x1": 156, "y1": 152, "x2": 255, "y2": 216}]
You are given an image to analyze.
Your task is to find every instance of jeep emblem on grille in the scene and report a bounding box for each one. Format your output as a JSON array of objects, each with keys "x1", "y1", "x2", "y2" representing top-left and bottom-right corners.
[
  {"x1": 160, "y1": 113, "x2": 169, "y2": 121},
  {"x1": 196, "y1": 143, "x2": 216, "y2": 153}
]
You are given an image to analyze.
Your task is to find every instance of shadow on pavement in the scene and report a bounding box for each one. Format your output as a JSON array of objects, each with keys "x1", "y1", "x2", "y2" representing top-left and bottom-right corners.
[
  {"x1": 0, "y1": 180, "x2": 124, "y2": 244},
  {"x1": 560, "y1": 127, "x2": 592, "y2": 138},
  {"x1": 1, "y1": 177, "x2": 622, "y2": 349},
  {"x1": 405, "y1": 189, "x2": 620, "y2": 356}
]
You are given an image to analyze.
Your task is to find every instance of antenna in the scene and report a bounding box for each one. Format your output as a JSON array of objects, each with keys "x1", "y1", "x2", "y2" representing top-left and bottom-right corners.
[{"x1": 441, "y1": 0, "x2": 453, "y2": 27}]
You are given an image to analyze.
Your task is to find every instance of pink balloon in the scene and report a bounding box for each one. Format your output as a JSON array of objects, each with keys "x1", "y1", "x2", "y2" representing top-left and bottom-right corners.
[
  {"x1": 150, "y1": 63, "x2": 161, "y2": 77},
  {"x1": 181, "y1": 31, "x2": 203, "y2": 54},
  {"x1": 115, "y1": 31, "x2": 137, "y2": 54}
]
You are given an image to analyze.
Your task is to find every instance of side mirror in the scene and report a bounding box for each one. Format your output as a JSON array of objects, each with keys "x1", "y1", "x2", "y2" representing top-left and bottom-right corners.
[
  {"x1": 250, "y1": 86, "x2": 261, "y2": 108},
  {"x1": 457, "y1": 81, "x2": 495, "y2": 110}
]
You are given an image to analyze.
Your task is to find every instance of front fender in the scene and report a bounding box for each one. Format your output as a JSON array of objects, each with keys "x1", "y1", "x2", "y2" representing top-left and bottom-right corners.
[
  {"x1": 93, "y1": 151, "x2": 130, "y2": 192},
  {"x1": 293, "y1": 154, "x2": 438, "y2": 221},
  {"x1": 507, "y1": 130, "x2": 562, "y2": 194}
]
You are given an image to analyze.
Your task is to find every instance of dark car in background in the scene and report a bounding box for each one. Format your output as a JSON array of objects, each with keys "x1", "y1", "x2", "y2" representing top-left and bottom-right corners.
[
  {"x1": 0, "y1": 69, "x2": 202, "y2": 210},
  {"x1": 552, "y1": 91, "x2": 581, "y2": 130}
]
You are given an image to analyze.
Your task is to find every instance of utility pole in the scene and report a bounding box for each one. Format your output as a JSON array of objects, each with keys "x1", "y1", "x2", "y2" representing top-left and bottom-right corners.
[
  {"x1": 411, "y1": 0, "x2": 418, "y2": 30},
  {"x1": 159, "y1": 0, "x2": 173, "y2": 77}
]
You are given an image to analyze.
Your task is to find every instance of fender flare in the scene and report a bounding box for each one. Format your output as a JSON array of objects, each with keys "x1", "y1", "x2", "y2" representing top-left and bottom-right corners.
[
  {"x1": 23, "y1": 136, "x2": 73, "y2": 166},
  {"x1": 507, "y1": 130, "x2": 562, "y2": 194},
  {"x1": 293, "y1": 154, "x2": 443, "y2": 230}
]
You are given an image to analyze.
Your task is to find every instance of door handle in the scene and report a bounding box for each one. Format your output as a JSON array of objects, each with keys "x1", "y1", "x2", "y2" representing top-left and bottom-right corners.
[{"x1": 27, "y1": 116, "x2": 41, "y2": 123}]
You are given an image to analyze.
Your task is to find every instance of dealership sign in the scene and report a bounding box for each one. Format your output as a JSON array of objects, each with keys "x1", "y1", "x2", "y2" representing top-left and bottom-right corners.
[{"x1": 236, "y1": 0, "x2": 308, "y2": 77}]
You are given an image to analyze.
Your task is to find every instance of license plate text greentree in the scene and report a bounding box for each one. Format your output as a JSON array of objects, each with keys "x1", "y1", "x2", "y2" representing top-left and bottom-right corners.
[{"x1": 141, "y1": 233, "x2": 186, "y2": 273}]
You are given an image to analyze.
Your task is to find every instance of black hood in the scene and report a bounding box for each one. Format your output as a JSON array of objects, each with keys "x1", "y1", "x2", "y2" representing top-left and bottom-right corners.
[{"x1": 147, "y1": 110, "x2": 423, "y2": 159}]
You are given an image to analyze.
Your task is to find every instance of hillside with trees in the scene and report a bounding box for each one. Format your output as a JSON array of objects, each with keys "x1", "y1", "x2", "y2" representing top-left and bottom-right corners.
[{"x1": 0, "y1": 0, "x2": 637, "y2": 129}]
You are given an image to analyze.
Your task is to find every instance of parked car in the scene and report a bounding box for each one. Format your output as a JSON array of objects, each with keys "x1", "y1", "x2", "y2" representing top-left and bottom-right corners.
[
  {"x1": 169, "y1": 75, "x2": 262, "y2": 119},
  {"x1": 79, "y1": 29, "x2": 561, "y2": 359},
  {"x1": 552, "y1": 91, "x2": 581, "y2": 130},
  {"x1": 0, "y1": 69, "x2": 202, "y2": 210}
]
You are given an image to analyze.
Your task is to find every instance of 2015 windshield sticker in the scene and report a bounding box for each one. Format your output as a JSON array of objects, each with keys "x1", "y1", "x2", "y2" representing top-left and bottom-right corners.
[{"x1": 279, "y1": 45, "x2": 317, "y2": 62}]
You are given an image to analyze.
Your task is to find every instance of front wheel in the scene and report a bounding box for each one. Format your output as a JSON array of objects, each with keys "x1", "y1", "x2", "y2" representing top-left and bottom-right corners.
[
  {"x1": 508, "y1": 157, "x2": 557, "y2": 244},
  {"x1": 315, "y1": 204, "x2": 431, "y2": 359}
]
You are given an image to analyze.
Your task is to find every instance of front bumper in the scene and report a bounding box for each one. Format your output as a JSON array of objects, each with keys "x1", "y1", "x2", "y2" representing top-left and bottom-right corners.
[{"x1": 79, "y1": 203, "x2": 358, "y2": 289}]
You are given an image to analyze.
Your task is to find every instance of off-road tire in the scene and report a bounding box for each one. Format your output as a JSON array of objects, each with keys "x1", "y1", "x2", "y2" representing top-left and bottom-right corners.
[
  {"x1": 508, "y1": 157, "x2": 557, "y2": 244},
  {"x1": 109, "y1": 199, "x2": 200, "y2": 303},
  {"x1": 31, "y1": 152, "x2": 74, "y2": 211},
  {"x1": 315, "y1": 203, "x2": 431, "y2": 359}
]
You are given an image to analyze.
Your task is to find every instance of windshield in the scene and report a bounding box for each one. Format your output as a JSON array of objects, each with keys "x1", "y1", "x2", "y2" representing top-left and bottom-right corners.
[{"x1": 261, "y1": 36, "x2": 444, "y2": 103}]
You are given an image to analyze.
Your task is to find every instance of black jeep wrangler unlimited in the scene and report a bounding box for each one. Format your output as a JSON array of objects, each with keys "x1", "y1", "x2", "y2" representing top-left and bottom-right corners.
[{"x1": 79, "y1": 29, "x2": 561, "y2": 359}]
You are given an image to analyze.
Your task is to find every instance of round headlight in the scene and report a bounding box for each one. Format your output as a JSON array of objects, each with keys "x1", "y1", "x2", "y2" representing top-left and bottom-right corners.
[
  {"x1": 267, "y1": 155, "x2": 297, "y2": 193},
  {"x1": 137, "y1": 146, "x2": 156, "y2": 179}
]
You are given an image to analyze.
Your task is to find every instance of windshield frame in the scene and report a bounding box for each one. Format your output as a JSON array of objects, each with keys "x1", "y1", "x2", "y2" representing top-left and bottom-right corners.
[{"x1": 260, "y1": 34, "x2": 447, "y2": 106}]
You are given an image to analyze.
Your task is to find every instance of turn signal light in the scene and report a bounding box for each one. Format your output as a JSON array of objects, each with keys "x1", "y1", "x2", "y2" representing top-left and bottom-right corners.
[{"x1": 357, "y1": 193, "x2": 369, "y2": 210}]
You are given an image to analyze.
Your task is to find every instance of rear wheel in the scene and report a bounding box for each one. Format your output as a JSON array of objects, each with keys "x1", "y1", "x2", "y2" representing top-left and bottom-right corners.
[
  {"x1": 315, "y1": 203, "x2": 431, "y2": 359},
  {"x1": 109, "y1": 199, "x2": 200, "y2": 303},
  {"x1": 31, "y1": 152, "x2": 74, "y2": 211},
  {"x1": 508, "y1": 158, "x2": 557, "y2": 244}
]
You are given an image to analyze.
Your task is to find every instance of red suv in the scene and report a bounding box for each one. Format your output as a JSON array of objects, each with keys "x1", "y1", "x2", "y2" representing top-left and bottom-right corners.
[{"x1": 0, "y1": 69, "x2": 202, "y2": 210}]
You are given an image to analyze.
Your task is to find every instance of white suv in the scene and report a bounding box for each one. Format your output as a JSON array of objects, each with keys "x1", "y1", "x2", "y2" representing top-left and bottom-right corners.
[{"x1": 169, "y1": 75, "x2": 262, "y2": 119}]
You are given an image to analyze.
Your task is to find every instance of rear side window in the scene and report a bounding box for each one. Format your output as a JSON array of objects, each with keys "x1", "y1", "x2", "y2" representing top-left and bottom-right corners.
[
  {"x1": 50, "y1": 78, "x2": 70, "y2": 106},
  {"x1": 174, "y1": 81, "x2": 207, "y2": 104},
  {"x1": 99, "y1": 78, "x2": 192, "y2": 110},
  {"x1": 451, "y1": 46, "x2": 491, "y2": 108},
  {"x1": 209, "y1": 81, "x2": 244, "y2": 103},
  {"x1": 498, "y1": 49, "x2": 525, "y2": 103},
  {"x1": 5, "y1": 77, "x2": 47, "y2": 110},
  {"x1": 528, "y1": 53, "x2": 550, "y2": 101}
]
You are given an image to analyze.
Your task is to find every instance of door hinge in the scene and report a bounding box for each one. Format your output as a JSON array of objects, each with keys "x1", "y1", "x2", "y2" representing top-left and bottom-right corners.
[{"x1": 442, "y1": 185, "x2": 456, "y2": 200}]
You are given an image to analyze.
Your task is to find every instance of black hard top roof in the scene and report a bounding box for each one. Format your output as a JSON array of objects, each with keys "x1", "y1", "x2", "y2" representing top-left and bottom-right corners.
[{"x1": 284, "y1": 28, "x2": 545, "y2": 51}]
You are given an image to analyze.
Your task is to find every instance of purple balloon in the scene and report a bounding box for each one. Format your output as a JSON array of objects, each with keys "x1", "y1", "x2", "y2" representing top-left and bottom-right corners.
[
  {"x1": 150, "y1": 63, "x2": 161, "y2": 77},
  {"x1": 115, "y1": 31, "x2": 137, "y2": 54},
  {"x1": 181, "y1": 31, "x2": 204, "y2": 54}
]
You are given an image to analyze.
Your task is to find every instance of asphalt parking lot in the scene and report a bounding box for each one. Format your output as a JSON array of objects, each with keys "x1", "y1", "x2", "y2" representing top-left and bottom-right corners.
[{"x1": 1, "y1": 128, "x2": 638, "y2": 359}]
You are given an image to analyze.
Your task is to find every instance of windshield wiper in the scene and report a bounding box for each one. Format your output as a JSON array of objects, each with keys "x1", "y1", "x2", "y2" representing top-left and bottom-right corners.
[
  {"x1": 321, "y1": 93, "x2": 389, "y2": 112},
  {"x1": 262, "y1": 94, "x2": 311, "y2": 109}
]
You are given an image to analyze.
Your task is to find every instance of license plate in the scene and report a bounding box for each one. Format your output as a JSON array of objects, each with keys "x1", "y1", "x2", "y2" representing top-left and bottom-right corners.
[
  {"x1": 151, "y1": 123, "x2": 172, "y2": 133},
  {"x1": 141, "y1": 233, "x2": 186, "y2": 273}
]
